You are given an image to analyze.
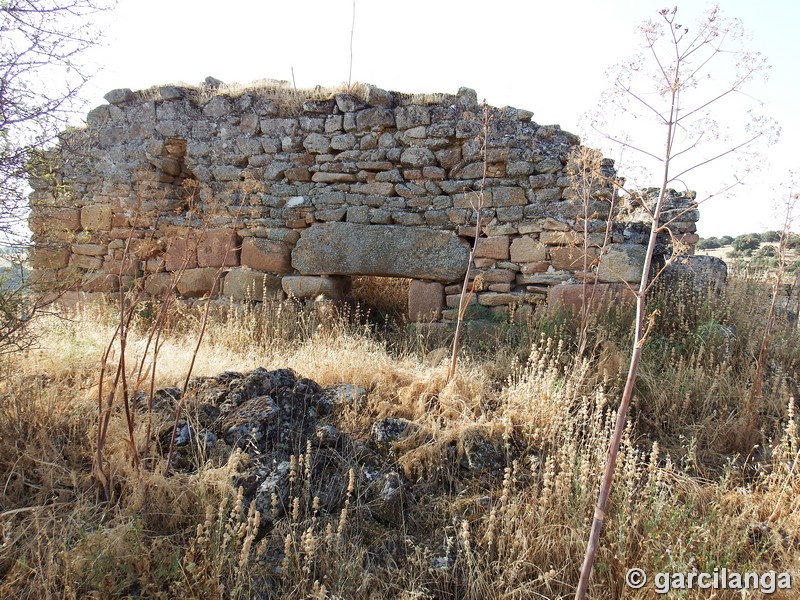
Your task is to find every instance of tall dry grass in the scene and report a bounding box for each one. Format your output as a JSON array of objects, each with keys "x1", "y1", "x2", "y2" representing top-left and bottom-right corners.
[{"x1": 0, "y1": 273, "x2": 797, "y2": 598}]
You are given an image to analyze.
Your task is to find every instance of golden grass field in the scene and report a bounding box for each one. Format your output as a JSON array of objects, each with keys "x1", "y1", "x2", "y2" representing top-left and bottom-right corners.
[{"x1": 0, "y1": 273, "x2": 798, "y2": 599}]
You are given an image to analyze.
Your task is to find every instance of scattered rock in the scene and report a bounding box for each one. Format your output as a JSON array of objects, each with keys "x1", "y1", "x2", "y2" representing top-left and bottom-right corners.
[
  {"x1": 662, "y1": 254, "x2": 727, "y2": 294},
  {"x1": 372, "y1": 418, "x2": 419, "y2": 447},
  {"x1": 254, "y1": 461, "x2": 292, "y2": 523},
  {"x1": 319, "y1": 383, "x2": 368, "y2": 411},
  {"x1": 368, "y1": 471, "x2": 405, "y2": 524},
  {"x1": 459, "y1": 428, "x2": 506, "y2": 472},
  {"x1": 203, "y1": 76, "x2": 224, "y2": 89}
]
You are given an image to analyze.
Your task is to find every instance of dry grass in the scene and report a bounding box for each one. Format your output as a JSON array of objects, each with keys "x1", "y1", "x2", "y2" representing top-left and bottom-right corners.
[{"x1": 0, "y1": 274, "x2": 798, "y2": 598}]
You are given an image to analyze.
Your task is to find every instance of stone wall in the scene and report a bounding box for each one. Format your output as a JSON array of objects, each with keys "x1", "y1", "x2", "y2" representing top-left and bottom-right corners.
[{"x1": 28, "y1": 81, "x2": 700, "y2": 321}]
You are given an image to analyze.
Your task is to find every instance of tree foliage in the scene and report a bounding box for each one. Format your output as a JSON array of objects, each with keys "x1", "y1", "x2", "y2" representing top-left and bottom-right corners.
[
  {"x1": 1, "y1": 0, "x2": 110, "y2": 240},
  {"x1": 696, "y1": 236, "x2": 721, "y2": 249},
  {"x1": 576, "y1": 6, "x2": 775, "y2": 598},
  {"x1": 0, "y1": 0, "x2": 110, "y2": 354},
  {"x1": 732, "y1": 233, "x2": 761, "y2": 253}
]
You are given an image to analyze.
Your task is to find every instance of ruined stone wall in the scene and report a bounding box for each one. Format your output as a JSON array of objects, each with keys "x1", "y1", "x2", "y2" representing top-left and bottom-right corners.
[{"x1": 28, "y1": 81, "x2": 699, "y2": 320}]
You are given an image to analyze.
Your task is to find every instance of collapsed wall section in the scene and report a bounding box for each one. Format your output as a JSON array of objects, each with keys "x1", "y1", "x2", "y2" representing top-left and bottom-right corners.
[{"x1": 28, "y1": 81, "x2": 699, "y2": 320}]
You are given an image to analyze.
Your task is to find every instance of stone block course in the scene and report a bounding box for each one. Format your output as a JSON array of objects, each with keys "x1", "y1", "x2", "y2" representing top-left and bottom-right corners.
[
  {"x1": 176, "y1": 268, "x2": 223, "y2": 297},
  {"x1": 474, "y1": 236, "x2": 510, "y2": 260},
  {"x1": 81, "y1": 204, "x2": 112, "y2": 231},
  {"x1": 241, "y1": 238, "x2": 292, "y2": 273},
  {"x1": 197, "y1": 228, "x2": 241, "y2": 268},
  {"x1": 281, "y1": 275, "x2": 351, "y2": 300},
  {"x1": 293, "y1": 222, "x2": 469, "y2": 282},
  {"x1": 408, "y1": 280, "x2": 444, "y2": 322},
  {"x1": 223, "y1": 268, "x2": 283, "y2": 302},
  {"x1": 29, "y1": 80, "x2": 699, "y2": 321}
]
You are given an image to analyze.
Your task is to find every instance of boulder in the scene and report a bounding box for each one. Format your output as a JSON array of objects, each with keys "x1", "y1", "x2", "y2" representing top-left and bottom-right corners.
[
  {"x1": 197, "y1": 228, "x2": 240, "y2": 268},
  {"x1": 240, "y1": 238, "x2": 292, "y2": 273},
  {"x1": 176, "y1": 267, "x2": 222, "y2": 297},
  {"x1": 372, "y1": 418, "x2": 419, "y2": 447},
  {"x1": 222, "y1": 268, "x2": 283, "y2": 301},
  {"x1": 292, "y1": 223, "x2": 469, "y2": 282},
  {"x1": 597, "y1": 244, "x2": 647, "y2": 283},
  {"x1": 547, "y1": 282, "x2": 635, "y2": 312},
  {"x1": 80, "y1": 204, "x2": 112, "y2": 231},
  {"x1": 318, "y1": 384, "x2": 368, "y2": 411},
  {"x1": 510, "y1": 236, "x2": 548, "y2": 263},
  {"x1": 474, "y1": 236, "x2": 510, "y2": 260},
  {"x1": 281, "y1": 275, "x2": 351, "y2": 300},
  {"x1": 661, "y1": 254, "x2": 727, "y2": 294},
  {"x1": 254, "y1": 461, "x2": 292, "y2": 524},
  {"x1": 368, "y1": 471, "x2": 405, "y2": 525},
  {"x1": 408, "y1": 280, "x2": 445, "y2": 322}
]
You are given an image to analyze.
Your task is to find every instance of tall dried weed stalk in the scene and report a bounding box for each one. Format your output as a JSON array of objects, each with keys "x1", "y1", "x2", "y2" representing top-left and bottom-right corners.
[
  {"x1": 576, "y1": 6, "x2": 777, "y2": 597},
  {"x1": 449, "y1": 101, "x2": 490, "y2": 382}
]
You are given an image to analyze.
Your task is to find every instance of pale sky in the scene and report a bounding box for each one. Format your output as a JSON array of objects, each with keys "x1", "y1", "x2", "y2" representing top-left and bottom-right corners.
[{"x1": 78, "y1": 0, "x2": 799, "y2": 237}]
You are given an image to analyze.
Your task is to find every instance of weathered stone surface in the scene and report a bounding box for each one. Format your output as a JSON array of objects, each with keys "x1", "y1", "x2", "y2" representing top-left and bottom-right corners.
[
  {"x1": 70, "y1": 254, "x2": 102, "y2": 270},
  {"x1": 29, "y1": 208, "x2": 81, "y2": 234},
  {"x1": 369, "y1": 471, "x2": 405, "y2": 525},
  {"x1": 408, "y1": 280, "x2": 444, "y2": 322},
  {"x1": 103, "y1": 258, "x2": 138, "y2": 276},
  {"x1": 434, "y1": 147, "x2": 461, "y2": 170},
  {"x1": 81, "y1": 205, "x2": 112, "y2": 231},
  {"x1": 474, "y1": 236, "x2": 509, "y2": 260},
  {"x1": 547, "y1": 282, "x2": 634, "y2": 312},
  {"x1": 165, "y1": 237, "x2": 198, "y2": 271},
  {"x1": 477, "y1": 292, "x2": 524, "y2": 307},
  {"x1": 510, "y1": 236, "x2": 547, "y2": 263},
  {"x1": 311, "y1": 172, "x2": 356, "y2": 183},
  {"x1": 32, "y1": 82, "x2": 700, "y2": 320},
  {"x1": 372, "y1": 418, "x2": 419, "y2": 447},
  {"x1": 240, "y1": 238, "x2": 291, "y2": 273},
  {"x1": 356, "y1": 107, "x2": 395, "y2": 130},
  {"x1": 144, "y1": 272, "x2": 174, "y2": 296},
  {"x1": 520, "y1": 261, "x2": 550, "y2": 274},
  {"x1": 364, "y1": 85, "x2": 394, "y2": 108},
  {"x1": 212, "y1": 165, "x2": 242, "y2": 181},
  {"x1": 281, "y1": 275, "x2": 351, "y2": 300},
  {"x1": 82, "y1": 272, "x2": 119, "y2": 293},
  {"x1": 459, "y1": 427, "x2": 505, "y2": 472},
  {"x1": 71, "y1": 243, "x2": 107, "y2": 256},
  {"x1": 451, "y1": 162, "x2": 486, "y2": 179},
  {"x1": 223, "y1": 268, "x2": 282, "y2": 301},
  {"x1": 103, "y1": 88, "x2": 134, "y2": 104},
  {"x1": 540, "y1": 230, "x2": 583, "y2": 246},
  {"x1": 30, "y1": 246, "x2": 70, "y2": 269},
  {"x1": 319, "y1": 383, "x2": 367, "y2": 410},
  {"x1": 255, "y1": 461, "x2": 291, "y2": 524},
  {"x1": 335, "y1": 94, "x2": 366, "y2": 113},
  {"x1": 480, "y1": 268, "x2": 516, "y2": 283},
  {"x1": 395, "y1": 105, "x2": 430, "y2": 130},
  {"x1": 202, "y1": 96, "x2": 232, "y2": 118},
  {"x1": 550, "y1": 246, "x2": 598, "y2": 271},
  {"x1": 197, "y1": 228, "x2": 240, "y2": 268},
  {"x1": 303, "y1": 99, "x2": 336, "y2": 114},
  {"x1": 662, "y1": 254, "x2": 727, "y2": 294},
  {"x1": 597, "y1": 244, "x2": 647, "y2": 283},
  {"x1": 303, "y1": 132, "x2": 330, "y2": 154},
  {"x1": 493, "y1": 187, "x2": 527, "y2": 207},
  {"x1": 176, "y1": 268, "x2": 222, "y2": 297},
  {"x1": 516, "y1": 271, "x2": 570, "y2": 285},
  {"x1": 400, "y1": 147, "x2": 436, "y2": 168},
  {"x1": 292, "y1": 223, "x2": 469, "y2": 281}
]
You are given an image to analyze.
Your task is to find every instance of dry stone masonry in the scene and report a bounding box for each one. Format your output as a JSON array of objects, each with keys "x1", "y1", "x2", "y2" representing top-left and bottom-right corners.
[{"x1": 28, "y1": 80, "x2": 700, "y2": 321}]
